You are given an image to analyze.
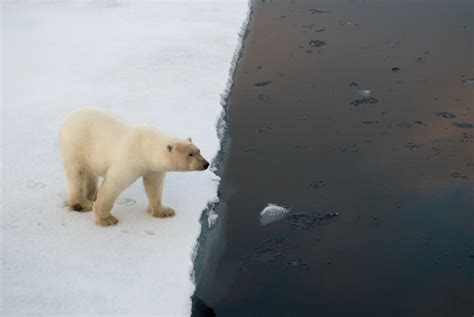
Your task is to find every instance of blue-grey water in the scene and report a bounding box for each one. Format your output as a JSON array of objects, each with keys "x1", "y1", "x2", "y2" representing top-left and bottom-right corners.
[{"x1": 193, "y1": 0, "x2": 473, "y2": 315}]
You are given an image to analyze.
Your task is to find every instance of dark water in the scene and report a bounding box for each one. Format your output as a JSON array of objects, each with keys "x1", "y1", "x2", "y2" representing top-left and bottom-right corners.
[{"x1": 193, "y1": 0, "x2": 474, "y2": 315}]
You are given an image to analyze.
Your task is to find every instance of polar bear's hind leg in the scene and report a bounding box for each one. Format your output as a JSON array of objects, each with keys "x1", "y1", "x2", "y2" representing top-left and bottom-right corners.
[
  {"x1": 84, "y1": 171, "x2": 98, "y2": 202},
  {"x1": 64, "y1": 162, "x2": 93, "y2": 212}
]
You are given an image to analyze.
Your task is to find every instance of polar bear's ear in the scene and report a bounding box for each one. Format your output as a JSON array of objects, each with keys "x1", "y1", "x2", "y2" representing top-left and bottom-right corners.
[
  {"x1": 187, "y1": 137, "x2": 192, "y2": 143},
  {"x1": 167, "y1": 144, "x2": 172, "y2": 152}
]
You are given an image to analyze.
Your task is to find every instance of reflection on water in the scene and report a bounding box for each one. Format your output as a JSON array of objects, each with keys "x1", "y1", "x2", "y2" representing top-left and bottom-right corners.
[{"x1": 193, "y1": 0, "x2": 473, "y2": 315}]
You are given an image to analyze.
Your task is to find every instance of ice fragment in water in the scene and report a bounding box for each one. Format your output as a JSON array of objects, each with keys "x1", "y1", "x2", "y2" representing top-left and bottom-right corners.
[
  {"x1": 416, "y1": 56, "x2": 425, "y2": 63},
  {"x1": 449, "y1": 172, "x2": 469, "y2": 179},
  {"x1": 397, "y1": 121, "x2": 412, "y2": 128},
  {"x1": 254, "y1": 81, "x2": 272, "y2": 87},
  {"x1": 309, "y1": 40, "x2": 326, "y2": 47},
  {"x1": 286, "y1": 259, "x2": 309, "y2": 270},
  {"x1": 453, "y1": 122, "x2": 473, "y2": 129},
  {"x1": 461, "y1": 78, "x2": 474, "y2": 85},
  {"x1": 259, "y1": 203, "x2": 291, "y2": 226},
  {"x1": 350, "y1": 97, "x2": 378, "y2": 106},
  {"x1": 208, "y1": 210, "x2": 218, "y2": 228},
  {"x1": 308, "y1": 8, "x2": 330, "y2": 14},
  {"x1": 435, "y1": 112, "x2": 456, "y2": 119}
]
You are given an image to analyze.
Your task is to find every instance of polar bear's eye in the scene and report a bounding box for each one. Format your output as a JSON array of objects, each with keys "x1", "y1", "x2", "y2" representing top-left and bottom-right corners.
[{"x1": 188, "y1": 153, "x2": 194, "y2": 157}]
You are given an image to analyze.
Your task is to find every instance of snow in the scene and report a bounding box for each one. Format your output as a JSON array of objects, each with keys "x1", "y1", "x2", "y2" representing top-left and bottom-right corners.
[
  {"x1": 259, "y1": 203, "x2": 291, "y2": 226},
  {"x1": 1, "y1": 1, "x2": 248, "y2": 315}
]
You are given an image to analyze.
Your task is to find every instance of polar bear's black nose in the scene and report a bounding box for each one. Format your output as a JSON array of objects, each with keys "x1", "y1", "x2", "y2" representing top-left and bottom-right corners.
[{"x1": 203, "y1": 162, "x2": 209, "y2": 170}]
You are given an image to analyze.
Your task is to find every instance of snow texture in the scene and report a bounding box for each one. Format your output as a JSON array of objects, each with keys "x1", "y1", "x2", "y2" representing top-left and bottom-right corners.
[
  {"x1": 259, "y1": 203, "x2": 291, "y2": 226},
  {"x1": 1, "y1": 1, "x2": 248, "y2": 315}
]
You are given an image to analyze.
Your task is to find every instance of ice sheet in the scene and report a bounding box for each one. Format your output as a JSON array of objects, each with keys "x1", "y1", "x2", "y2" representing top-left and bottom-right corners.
[{"x1": 1, "y1": 1, "x2": 248, "y2": 315}]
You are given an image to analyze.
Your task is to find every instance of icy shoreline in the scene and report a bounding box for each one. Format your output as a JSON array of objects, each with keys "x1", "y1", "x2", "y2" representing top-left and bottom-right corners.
[{"x1": 190, "y1": 2, "x2": 254, "y2": 300}]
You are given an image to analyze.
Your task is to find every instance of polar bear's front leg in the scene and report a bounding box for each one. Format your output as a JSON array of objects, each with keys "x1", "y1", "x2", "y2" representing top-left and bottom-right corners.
[
  {"x1": 94, "y1": 171, "x2": 137, "y2": 227},
  {"x1": 143, "y1": 172, "x2": 175, "y2": 218}
]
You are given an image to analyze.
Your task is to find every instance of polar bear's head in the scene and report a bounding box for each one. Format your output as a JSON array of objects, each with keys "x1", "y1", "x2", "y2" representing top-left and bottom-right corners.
[{"x1": 166, "y1": 138, "x2": 209, "y2": 171}]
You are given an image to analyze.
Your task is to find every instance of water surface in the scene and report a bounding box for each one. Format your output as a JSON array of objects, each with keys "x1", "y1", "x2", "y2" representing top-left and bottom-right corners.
[{"x1": 194, "y1": 0, "x2": 473, "y2": 315}]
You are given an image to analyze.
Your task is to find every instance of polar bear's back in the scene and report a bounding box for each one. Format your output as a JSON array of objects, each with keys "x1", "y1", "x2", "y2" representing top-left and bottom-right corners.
[{"x1": 59, "y1": 107, "x2": 131, "y2": 176}]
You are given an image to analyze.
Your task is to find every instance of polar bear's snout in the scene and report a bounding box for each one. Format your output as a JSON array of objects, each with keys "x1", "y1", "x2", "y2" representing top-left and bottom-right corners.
[
  {"x1": 191, "y1": 152, "x2": 209, "y2": 171},
  {"x1": 199, "y1": 158, "x2": 210, "y2": 171}
]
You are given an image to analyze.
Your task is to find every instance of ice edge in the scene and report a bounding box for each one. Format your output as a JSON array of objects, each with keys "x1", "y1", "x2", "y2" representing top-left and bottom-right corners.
[{"x1": 189, "y1": 0, "x2": 254, "y2": 301}]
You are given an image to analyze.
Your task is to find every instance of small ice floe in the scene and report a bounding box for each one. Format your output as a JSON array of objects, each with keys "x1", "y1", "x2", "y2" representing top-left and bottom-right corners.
[
  {"x1": 254, "y1": 81, "x2": 272, "y2": 87},
  {"x1": 358, "y1": 89, "x2": 371, "y2": 97},
  {"x1": 207, "y1": 209, "x2": 218, "y2": 228},
  {"x1": 259, "y1": 203, "x2": 291, "y2": 226},
  {"x1": 449, "y1": 172, "x2": 469, "y2": 179},
  {"x1": 308, "y1": 8, "x2": 330, "y2": 14},
  {"x1": 257, "y1": 94, "x2": 270, "y2": 102},
  {"x1": 349, "y1": 82, "x2": 377, "y2": 104},
  {"x1": 397, "y1": 121, "x2": 413, "y2": 128},
  {"x1": 435, "y1": 111, "x2": 456, "y2": 119},
  {"x1": 350, "y1": 96, "x2": 378, "y2": 106},
  {"x1": 453, "y1": 122, "x2": 473, "y2": 129},
  {"x1": 286, "y1": 259, "x2": 309, "y2": 270},
  {"x1": 309, "y1": 40, "x2": 326, "y2": 48}
]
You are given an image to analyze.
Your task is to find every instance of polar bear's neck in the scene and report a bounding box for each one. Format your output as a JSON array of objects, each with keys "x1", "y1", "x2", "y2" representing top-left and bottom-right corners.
[{"x1": 137, "y1": 125, "x2": 175, "y2": 172}]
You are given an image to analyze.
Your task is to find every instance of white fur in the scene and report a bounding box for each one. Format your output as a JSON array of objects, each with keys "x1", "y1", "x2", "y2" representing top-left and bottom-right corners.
[{"x1": 59, "y1": 107, "x2": 208, "y2": 226}]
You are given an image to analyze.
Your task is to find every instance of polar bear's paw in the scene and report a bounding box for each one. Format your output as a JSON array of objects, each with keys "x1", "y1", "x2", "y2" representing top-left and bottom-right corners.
[
  {"x1": 71, "y1": 200, "x2": 93, "y2": 212},
  {"x1": 95, "y1": 215, "x2": 119, "y2": 227},
  {"x1": 148, "y1": 206, "x2": 176, "y2": 218},
  {"x1": 157, "y1": 207, "x2": 176, "y2": 218}
]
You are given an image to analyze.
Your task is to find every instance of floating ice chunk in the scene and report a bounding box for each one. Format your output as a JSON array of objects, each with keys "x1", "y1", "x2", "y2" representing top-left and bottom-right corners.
[
  {"x1": 435, "y1": 111, "x2": 456, "y2": 119},
  {"x1": 350, "y1": 96, "x2": 379, "y2": 106},
  {"x1": 349, "y1": 82, "x2": 375, "y2": 101},
  {"x1": 259, "y1": 203, "x2": 291, "y2": 226},
  {"x1": 254, "y1": 81, "x2": 272, "y2": 87},
  {"x1": 462, "y1": 78, "x2": 474, "y2": 85},
  {"x1": 453, "y1": 122, "x2": 473, "y2": 129},
  {"x1": 358, "y1": 89, "x2": 371, "y2": 97},
  {"x1": 208, "y1": 209, "x2": 218, "y2": 228},
  {"x1": 309, "y1": 40, "x2": 326, "y2": 47}
]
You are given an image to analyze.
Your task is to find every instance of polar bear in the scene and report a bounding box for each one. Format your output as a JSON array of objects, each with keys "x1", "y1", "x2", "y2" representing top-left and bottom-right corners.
[{"x1": 59, "y1": 107, "x2": 209, "y2": 227}]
